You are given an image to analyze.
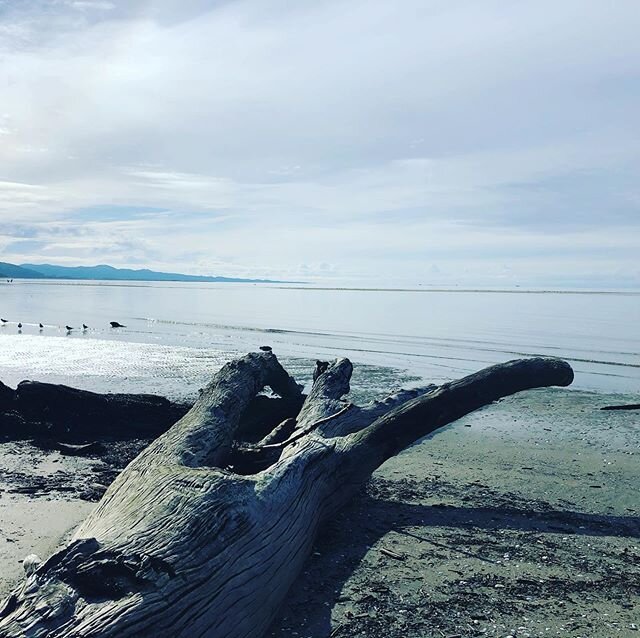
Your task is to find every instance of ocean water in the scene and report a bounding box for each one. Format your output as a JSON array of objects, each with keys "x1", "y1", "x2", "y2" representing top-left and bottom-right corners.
[{"x1": 0, "y1": 280, "x2": 638, "y2": 401}]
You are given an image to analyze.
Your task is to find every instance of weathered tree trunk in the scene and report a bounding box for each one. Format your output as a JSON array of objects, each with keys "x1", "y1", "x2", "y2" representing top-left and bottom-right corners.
[
  {"x1": 0, "y1": 352, "x2": 573, "y2": 638},
  {"x1": 0, "y1": 380, "x2": 189, "y2": 440}
]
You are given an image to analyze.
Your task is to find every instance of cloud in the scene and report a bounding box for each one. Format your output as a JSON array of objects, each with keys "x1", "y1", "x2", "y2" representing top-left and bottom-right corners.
[{"x1": 0, "y1": 0, "x2": 638, "y2": 285}]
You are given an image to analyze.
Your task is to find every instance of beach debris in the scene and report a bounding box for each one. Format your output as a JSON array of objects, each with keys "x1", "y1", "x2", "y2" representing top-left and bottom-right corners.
[
  {"x1": 601, "y1": 403, "x2": 640, "y2": 411},
  {"x1": 9, "y1": 485, "x2": 42, "y2": 495},
  {"x1": 379, "y1": 547, "x2": 405, "y2": 561},
  {"x1": 259, "y1": 345, "x2": 272, "y2": 352},
  {"x1": 110, "y1": 321, "x2": 126, "y2": 328},
  {"x1": 56, "y1": 441, "x2": 105, "y2": 456},
  {"x1": 22, "y1": 554, "x2": 42, "y2": 576}
]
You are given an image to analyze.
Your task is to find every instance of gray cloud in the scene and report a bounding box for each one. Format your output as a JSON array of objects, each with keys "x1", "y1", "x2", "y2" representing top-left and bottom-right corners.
[{"x1": 0, "y1": 0, "x2": 638, "y2": 285}]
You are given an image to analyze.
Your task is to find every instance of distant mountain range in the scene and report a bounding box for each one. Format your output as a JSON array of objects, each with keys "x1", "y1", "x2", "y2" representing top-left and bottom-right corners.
[
  {"x1": 0, "y1": 263, "x2": 43, "y2": 278},
  {"x1": 0, "y1": 262, "x2": 293, "y2": 284}
]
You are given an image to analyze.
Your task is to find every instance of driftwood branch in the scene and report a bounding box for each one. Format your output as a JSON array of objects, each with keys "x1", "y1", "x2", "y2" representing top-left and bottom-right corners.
[
  {"x1": 601, "y1": 403, "x2": 640, "y2": 411},
  {"x1": 0, "y1": 352, "x2": 573, "y2": 638},
  {"x1": 0, "y1": 380, "x2": 188, "y2": 440}
]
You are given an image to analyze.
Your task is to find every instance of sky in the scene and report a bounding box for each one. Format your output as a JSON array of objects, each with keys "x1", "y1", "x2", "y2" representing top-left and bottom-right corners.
[{"x1": 0, "y1": 0, "x2": 639, "y2": 286}]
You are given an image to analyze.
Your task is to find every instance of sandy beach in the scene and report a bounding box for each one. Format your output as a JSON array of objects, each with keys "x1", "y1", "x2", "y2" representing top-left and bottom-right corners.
[
  {"x1": 267, "y1": 388, "x2": 639, "y2": 637},
  {"x1": 1, "y1": 386, "x2": 637, "y2": 637}
]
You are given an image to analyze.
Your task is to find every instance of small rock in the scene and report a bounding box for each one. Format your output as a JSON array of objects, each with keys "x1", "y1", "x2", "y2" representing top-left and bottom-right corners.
[{"x1": 23, "y1": 554, "x2": 42, "y2": 576}]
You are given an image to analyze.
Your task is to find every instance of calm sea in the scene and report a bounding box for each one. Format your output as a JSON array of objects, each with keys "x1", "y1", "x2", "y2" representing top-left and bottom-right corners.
[{"x1": 0, "y1": 280, "x2": 638, "y2": 400}]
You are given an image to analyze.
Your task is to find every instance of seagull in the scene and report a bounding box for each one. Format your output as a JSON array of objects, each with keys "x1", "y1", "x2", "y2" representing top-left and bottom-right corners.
[
  {"x1": 110, "y1": 321, "x2": 125, "y2": 328},
  {"x1": 82, "y1": 324, "x2": 88, "y2": 330}
]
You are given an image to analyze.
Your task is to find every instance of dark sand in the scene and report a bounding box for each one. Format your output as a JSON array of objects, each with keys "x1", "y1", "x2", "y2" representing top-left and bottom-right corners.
[{"x1": 1, "y1": 388, "x2": 638, "y2": 637}]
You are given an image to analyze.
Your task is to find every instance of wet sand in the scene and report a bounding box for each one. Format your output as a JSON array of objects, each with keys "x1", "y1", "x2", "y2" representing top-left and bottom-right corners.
[
  {"x1": 1, "y1": 388, "x2": 638, "y2": 637},
  {"x1": 0, "y1": 445, "x2": 95, "y2": 595},
  {"x1": 268, "y1": 388, "x2": 639, "y2": 637}
]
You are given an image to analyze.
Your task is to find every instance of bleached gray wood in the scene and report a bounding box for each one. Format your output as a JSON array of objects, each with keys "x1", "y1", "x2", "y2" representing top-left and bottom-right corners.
[{"x1": 0, "y1": 353, "x2": 573, "y2": 638}]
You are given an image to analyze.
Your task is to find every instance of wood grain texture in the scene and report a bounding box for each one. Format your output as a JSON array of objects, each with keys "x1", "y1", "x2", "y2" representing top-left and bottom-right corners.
[{"x1": 0, "y1": 353, "x2": 573, "y2": 638}]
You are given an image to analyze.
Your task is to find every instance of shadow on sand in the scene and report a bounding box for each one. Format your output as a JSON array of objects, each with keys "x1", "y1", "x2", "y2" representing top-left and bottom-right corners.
[{"x1": 267, "y1": 487, "x2": 639, "y2": 638}]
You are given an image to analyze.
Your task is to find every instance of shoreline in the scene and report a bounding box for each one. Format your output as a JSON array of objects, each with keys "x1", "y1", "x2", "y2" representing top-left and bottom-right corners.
[{"x1": 4, "y1": 279, "x2": 640, "y2": 295}]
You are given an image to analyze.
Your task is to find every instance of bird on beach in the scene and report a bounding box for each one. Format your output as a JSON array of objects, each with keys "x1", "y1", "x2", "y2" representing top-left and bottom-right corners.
[
  {"x1": 17, "y1": 322, "x2": 22, "y2": 329},
  {"x1": 39, "y1": 323, "x2": 44, "y2": 329},
  {"x1": 82, "y1": 324, "x2": 88, "y2": 330},
  {"x1": 259, "y1": 345, "x2": 273, "y2": 352},
  {"x1": 110, "y1": 321, "x2": 125, "y2": 328},
  {"x1": 65, "y1": 325, "x2": 73, "y2": 332},
  {"x1": 1, "y1": 318, "x2": 7, "y2": 324}
]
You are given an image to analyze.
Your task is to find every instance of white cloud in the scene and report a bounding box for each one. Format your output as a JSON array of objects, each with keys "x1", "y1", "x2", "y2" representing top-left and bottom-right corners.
[{"x1": 0, "y1": 0, "x2": 638, "y2": 285}]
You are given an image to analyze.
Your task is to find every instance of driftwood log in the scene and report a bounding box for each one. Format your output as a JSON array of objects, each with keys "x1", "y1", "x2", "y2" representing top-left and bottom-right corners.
[
  {"x1": 0, "y1": 352, "x2": 573, "y2": 638},
  {"x1": 0, "y1": 380, "x2": 189, "y2": 440},
  {"x1": 601, "y1": 403, "x2": 640, "y2": 411},
  {"x1": 0, "y1": 378, "x2": 302, "y2": 445}
]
